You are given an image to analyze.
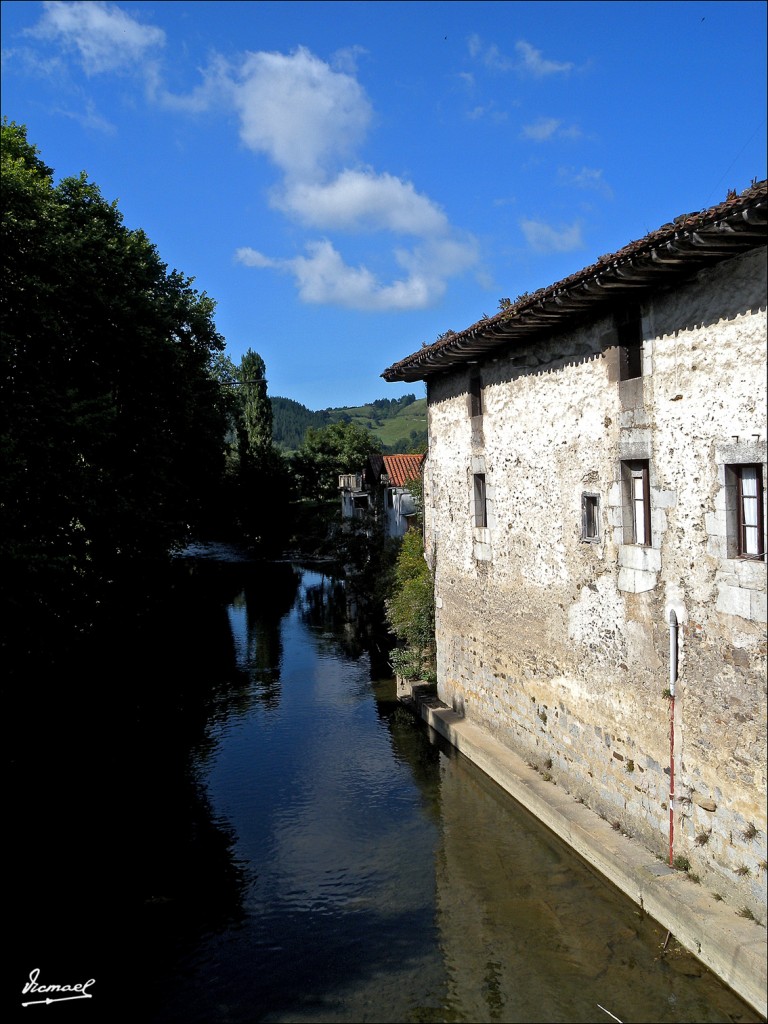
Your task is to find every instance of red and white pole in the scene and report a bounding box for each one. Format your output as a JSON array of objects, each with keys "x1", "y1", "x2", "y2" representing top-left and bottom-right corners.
[{"x1": 668, "y1": 610, "x2": 679, "y2": 867}]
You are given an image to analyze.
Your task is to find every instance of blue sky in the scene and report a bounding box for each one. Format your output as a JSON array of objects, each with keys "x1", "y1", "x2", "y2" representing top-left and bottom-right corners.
[{"x1": 2, "y1": 1, "x2": 766, "y2": 410}]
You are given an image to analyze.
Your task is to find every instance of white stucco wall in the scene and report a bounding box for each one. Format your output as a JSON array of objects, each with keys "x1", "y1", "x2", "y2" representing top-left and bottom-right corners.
[{"x1": 425, "y1": 246, "x2": 767, "y2": 915}]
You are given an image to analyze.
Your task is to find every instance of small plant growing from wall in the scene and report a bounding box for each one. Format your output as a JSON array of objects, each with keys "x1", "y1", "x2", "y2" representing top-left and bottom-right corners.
[
  {"x1": 695, "y1": 829, "x2": 711, "y2": 846},
  {"x1": 673, "y1": 855, "x2": 691, "y2": 872},
  {"x1": 741, "y1": 822, "x2": 759, "y2": 841},
  {"x1": 624, "y1": 759, "x2": 635, "y2": 773},
  {"x1": 736, "y1": 907, "x2": 758, "y2": 923},
  {"x1": 735, "y1": 864, "x2": 751, "y2": 877}
]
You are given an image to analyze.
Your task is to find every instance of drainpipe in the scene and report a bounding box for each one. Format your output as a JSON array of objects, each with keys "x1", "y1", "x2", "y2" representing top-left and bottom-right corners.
[{"x1": 668, "y1": 610, "x2": 678, "y2": 867}]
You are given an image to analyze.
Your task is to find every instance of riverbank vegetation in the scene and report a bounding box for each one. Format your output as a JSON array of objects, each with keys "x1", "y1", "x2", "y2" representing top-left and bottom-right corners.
[{"x1": 385, "y1": 529, "x2": 436, "y2": 683}]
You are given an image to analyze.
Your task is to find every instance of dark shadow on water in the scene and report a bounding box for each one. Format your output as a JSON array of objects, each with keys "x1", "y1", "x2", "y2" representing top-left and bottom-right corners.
[
  {"x1": 144, "y1": 900, "x2": 442, "y2": 1024},
  {"x1": 7, "y1": 557, "x2": 303, "y2": 1019}
]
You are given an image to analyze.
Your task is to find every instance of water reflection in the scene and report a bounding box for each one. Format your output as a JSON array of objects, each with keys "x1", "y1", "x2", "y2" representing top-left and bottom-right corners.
[
  {"x1": 141, "y1": 564, "x2": 757, "y2": 1024},
  {"x1": 10, "y1": 558, "x2": 758, "y2": 1023}
]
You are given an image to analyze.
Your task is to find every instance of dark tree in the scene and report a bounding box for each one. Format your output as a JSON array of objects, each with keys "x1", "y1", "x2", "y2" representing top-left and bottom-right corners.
[
  {"x1": 1, "y1": 120, "x2": 229, "y2": 651},
  {"x1": 238, "y1": 348, "x2": 272, "y2": 462}
]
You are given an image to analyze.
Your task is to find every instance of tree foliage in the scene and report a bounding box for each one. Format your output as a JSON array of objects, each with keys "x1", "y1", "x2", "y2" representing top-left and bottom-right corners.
[
  {"x1": 290, "y1": 420, "x2": 381, "y2": 501},
  {"x1": 1, "y1": 120, "x2": 229, "y2": 646},
  {"x1": 209, "y1": 347, "x2": 293, "y2": 551},
  {"x1": 238, "y1": 348, "x2": 272, "y2": 462}
]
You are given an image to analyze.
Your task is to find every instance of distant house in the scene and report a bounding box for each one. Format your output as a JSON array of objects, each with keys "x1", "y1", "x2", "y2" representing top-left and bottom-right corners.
[
  {"x1": 382, "y1": 180, "x2": 767, "y2": 916},
  {"x1": 339, "y1": 453, "x2": 425, "y2": 538}
]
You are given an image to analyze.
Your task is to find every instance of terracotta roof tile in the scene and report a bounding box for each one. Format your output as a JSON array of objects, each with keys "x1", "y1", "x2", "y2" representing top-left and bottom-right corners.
[{"x1": 381, "y1": 453, "x2": 425, "y2": 487}]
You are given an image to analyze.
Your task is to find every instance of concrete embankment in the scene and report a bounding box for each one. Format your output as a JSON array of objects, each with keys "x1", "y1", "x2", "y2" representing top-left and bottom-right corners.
[{"x1": 399, "y1": 684, "x2": 767, "y2": 1019}]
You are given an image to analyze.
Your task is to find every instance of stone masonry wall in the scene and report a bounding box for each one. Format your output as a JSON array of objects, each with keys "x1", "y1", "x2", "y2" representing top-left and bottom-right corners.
[{"x1": 424, "y1": 246, "x2": 767, "y2": 917}]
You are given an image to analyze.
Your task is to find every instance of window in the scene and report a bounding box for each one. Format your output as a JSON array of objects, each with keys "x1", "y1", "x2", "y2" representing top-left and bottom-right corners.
[
  {"x1": 581, "y1": 493, "x2": 600, "y2": 542},
  {"x1": 469, "y1": 375, "x2": 483, "y2": 418},
  {"x1": 616, "y1": 305, "x2": 643, "y2": 381},
  {"x1": 473, "y1": 473, "x2": 487, "y2": 528},
  {"x1": 726, "y1": 464, "x2": 765, "y2": 559},
  {"x1": 351, "y1": 498, "x2": 368, "y2": 522},
  {"x1": 621, "y1": 460, "x2": 651, "y2": 545},
  {"x1": 387, "y1": 489, "x2": 394, "y2": 509}
]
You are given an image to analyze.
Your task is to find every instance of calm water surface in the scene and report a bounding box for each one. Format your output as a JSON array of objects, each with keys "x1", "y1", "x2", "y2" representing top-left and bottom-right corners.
[{"x1": 10, "y1": 554, "x2": 759, "y2": 1023}]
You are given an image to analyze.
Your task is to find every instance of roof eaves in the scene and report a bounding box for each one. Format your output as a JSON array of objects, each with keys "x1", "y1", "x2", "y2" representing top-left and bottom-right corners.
[{"x1": 382, "y1": 180, "x2": 767, "y2": 383}]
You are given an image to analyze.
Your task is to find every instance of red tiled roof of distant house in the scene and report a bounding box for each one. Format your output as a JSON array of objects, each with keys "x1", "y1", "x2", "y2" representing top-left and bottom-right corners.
[{"x1": 382, "y1": 454, "x2": 425, "y2": 487}]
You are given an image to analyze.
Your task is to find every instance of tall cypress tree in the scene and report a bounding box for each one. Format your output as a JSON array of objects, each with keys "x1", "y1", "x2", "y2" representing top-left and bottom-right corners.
[{"x1": 238, "y1": 348, "x2": 272, "y2": 465}]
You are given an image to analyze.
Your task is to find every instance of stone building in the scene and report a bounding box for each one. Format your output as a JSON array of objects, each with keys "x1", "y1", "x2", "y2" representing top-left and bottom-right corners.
[{"x1": 382, "y1": 181, "x2": 767, "y2": 916}]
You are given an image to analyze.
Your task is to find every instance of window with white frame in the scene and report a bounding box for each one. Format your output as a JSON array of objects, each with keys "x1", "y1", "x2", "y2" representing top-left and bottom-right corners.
[
  {"x1": 726, "y1": 464, "x2": 765, "y2": 559},
  {"x1": 621, "y1": 460, "x2": 651, "y2": 545}
]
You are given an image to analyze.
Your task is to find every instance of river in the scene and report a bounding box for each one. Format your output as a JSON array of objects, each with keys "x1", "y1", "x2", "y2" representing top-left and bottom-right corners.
[{"x1": 9, "y1": 553, "x2": 758, "y2": 1023}]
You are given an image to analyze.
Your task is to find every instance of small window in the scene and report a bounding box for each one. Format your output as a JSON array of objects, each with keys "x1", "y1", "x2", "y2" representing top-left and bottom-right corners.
[
  {"x1": 469, "y1": 375, "x2": 483, "y2": 418},
  {"x1": 387, "y1": 489, "x2": 394, "y2": 509},
  {"x1": 621, "y1": 460, "x2": 651, "y2": 545},
  {"x1": 616, "y1": 305, "x2": 643, "y2": 381},
  {"x1": 473, "y1": 473, "x2": 487, "y2": 528},
  {"x1": 726, "y1": 464, "x2": 765, "y2": 559},
  {"x1": 581, "y1": 493, "x2": 600, "y2": 542}
]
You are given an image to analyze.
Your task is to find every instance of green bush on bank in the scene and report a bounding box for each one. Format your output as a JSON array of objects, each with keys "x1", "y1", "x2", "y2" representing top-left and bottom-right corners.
[{"x1": 386, "y1": 529, "x2": 436, "y2": 682}]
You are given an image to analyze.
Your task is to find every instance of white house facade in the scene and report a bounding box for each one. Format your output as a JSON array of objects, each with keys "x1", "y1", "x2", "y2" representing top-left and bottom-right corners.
[
  {"x1": 383, "y1": 181, "x2": 767, "y2": 918},
  {"x1": 340, "y1": 454, "x2": 424, "y2": 539}
]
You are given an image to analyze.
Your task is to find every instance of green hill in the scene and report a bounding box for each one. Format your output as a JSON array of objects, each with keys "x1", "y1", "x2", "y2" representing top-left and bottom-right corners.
[{"x1": 271, "y1": 393, "x2": 427, "y2": 454}]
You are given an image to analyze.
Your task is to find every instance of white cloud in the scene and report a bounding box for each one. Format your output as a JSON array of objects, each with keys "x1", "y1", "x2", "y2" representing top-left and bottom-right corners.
[
  {"x1": 292, "y1": 240, "x2": 430, "y2": 309},
  {"x1": 559, "y1": 166, "x2": 613, "y2": 198},
  {"x1": 467, "y1": 33, "x2": 513, "y2": 72},
  {"x1": 26, "y1": 9, "x2": 478, "y2": 314},
  {"x1": 274, "y1": 170, "x2": 449, "y2": 235},
  {"x1": 520, "y1": 218, "x2": 584, "y2": 254},
  {"x1": 146, "y1": 54, "x2": 231, "y2": 113},
  {"x1": 232, "y1": 46, "x2": 372, "y2": 180},
  {"x1": 236, "y1": 236, "x2": 477, "y2": 311},
  {"x1": 234, "y1": 248, "x2": 276, "y2": 269},
  {"x1": 57, "y1": 99, "x2": 117, "y2": 135},
  {"x1": 465, "y1": 102, "x2": 509, "y2": 123},
  {"x1": 521, "y1": 117, "x2": 562, "y2": 141},
  {"x1": 397, "y1": 235, "x2": 479, "y2": 282},
  {"x1": 331, "y1": 45, "x2": 368, "y2": 75},
  {"x1": 468, "y1": 36, "x2": 574, "y2": 77},
  {"x1": 521, "y1": 117, "x2": 582, "y2": 141},
  {"x1": 225, "y1": 48, "x2": 478, "y2": 309},
  {"x1": 29, "y1": 0, "x2": 165, "y2": 75},
  {"x1": 515, "y1": 40, "x2": 574, "y2": 77}
]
